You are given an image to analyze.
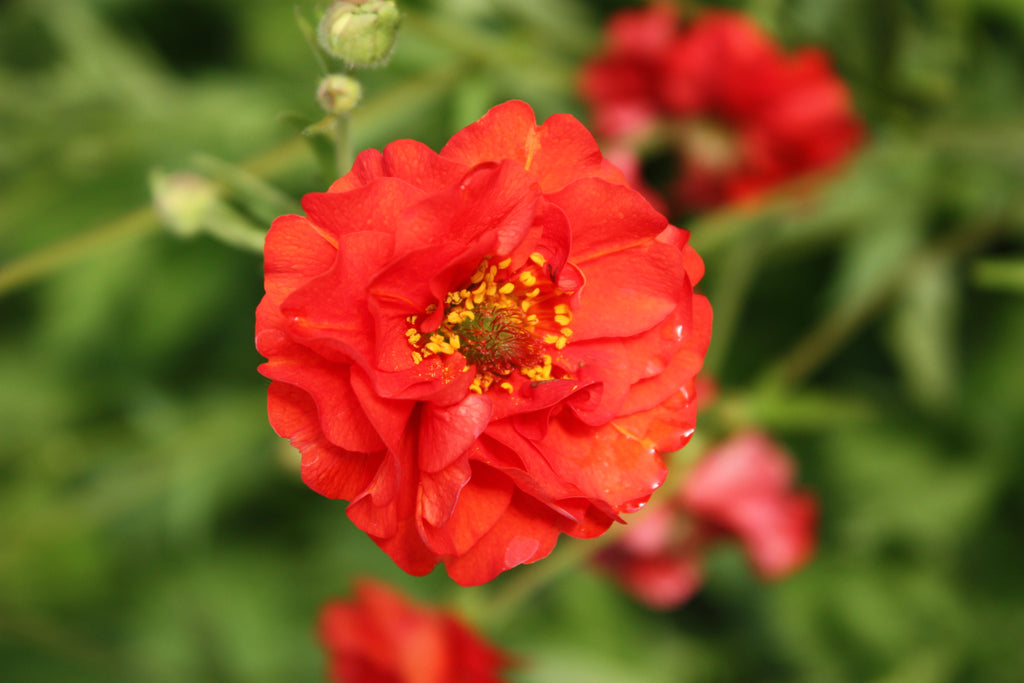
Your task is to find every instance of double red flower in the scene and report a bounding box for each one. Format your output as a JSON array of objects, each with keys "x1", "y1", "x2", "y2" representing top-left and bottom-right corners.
[
  {"x1": 320, "y1": 579, "x2": 510, "y2": 683},
  {"x1": 580, "y1": 4, "x2": 864, "y2": 210},
  {"x1": 256, "y1": 100, "x2": 712, "y2": 585},
  {"x1": 598, "y1": 431, "x2": 817, "y2": 610}
]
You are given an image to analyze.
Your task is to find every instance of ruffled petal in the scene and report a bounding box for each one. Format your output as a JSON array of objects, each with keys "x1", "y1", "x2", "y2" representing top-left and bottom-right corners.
[{"x1": 266, "y1": 381, "x2": 382, "y2": 500}]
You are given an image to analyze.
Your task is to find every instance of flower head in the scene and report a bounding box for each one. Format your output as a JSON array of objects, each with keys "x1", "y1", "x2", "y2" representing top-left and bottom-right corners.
[
  {"x1": 320, "y1": 579, "x2": 511, "y2": 683},
  {"x1": 256, "y1": 100, "x2": 712, "y2": 585},
  {"x1": 580, "y1": 5, "x2": 863, "y2": 211},
  {"x1": 598, "y1": 431, "x2": 817, "y2": 609}
]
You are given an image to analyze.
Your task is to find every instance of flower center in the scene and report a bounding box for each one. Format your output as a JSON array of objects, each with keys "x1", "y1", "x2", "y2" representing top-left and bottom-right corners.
[
  {"x1": 406, "y1": 254, "x2": 574, "y2": 393},
  {"x1": 675, "y1": 118, "x2": 741, "y2": 173}
]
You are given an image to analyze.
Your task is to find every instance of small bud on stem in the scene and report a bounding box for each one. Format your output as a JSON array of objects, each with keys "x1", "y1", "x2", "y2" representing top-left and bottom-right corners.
[{"x1": 316, "y1": 74, "x2": 363, "y2": 115}]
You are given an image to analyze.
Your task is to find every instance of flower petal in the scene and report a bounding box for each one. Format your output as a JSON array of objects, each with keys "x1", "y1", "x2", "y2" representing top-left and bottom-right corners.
[{"x1": 266, "y1": 381, "x2": 383, "y2": 500}]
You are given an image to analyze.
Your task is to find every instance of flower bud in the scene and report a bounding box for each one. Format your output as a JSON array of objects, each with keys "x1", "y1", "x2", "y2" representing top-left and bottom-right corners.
[
  {"x1": 316, "y1": 74, "x2": 363, "y2": 115},
  {"x1": 317, "y1": 0, "x2": 401, "y2": 69},
  {"x1": 150, "y1": 170, "x2": 219, "y2": 238}
]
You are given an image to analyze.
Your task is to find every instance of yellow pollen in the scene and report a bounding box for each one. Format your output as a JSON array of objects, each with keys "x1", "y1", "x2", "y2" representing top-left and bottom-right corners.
[{"x1": 404, "y1": 255, "x2": 575, "y2": 392}]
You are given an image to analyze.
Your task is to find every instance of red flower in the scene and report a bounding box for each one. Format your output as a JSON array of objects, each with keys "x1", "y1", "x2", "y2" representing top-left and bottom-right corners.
[
  {"x1": 597, "y1": 431, "x2": 816, "y2": 609},
  {"x1": 319, "y1": 579, "x2": 510, "y2": 683},
  {"x1": 256, "y1": 100, "x2": 712, "y2": 585},
  {"x1": 580, "y1": 5, "x2": 863, "y2": 210}
]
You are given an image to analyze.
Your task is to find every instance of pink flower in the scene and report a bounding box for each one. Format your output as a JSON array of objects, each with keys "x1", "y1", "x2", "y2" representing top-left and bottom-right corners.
[
  {"x1": 598, "y1": 431, "x2": 817, "y2": 609},
  {"x1": 682, "y1": 431, "x2": 818, "y2": 579}
]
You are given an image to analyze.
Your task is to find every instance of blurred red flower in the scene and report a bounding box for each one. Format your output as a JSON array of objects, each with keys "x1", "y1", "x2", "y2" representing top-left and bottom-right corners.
[
  {"x1": 256, "y1": 100, "x2": 712, "y2": 585},
  {"x1": 598, "y1": 431, "x2": 817, "y2": 609},
  {"x1": 580, "y1": 4, "x2": 864, "y2": 211},
  {"x1": 320, "y1": 579, "x2": 510, "y2": 683}
]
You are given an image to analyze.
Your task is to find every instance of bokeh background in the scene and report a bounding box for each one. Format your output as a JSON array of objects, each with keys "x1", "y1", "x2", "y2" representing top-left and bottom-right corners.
[{"x1": 2, "y1": 0, "x2": 1024, "y2": 681}]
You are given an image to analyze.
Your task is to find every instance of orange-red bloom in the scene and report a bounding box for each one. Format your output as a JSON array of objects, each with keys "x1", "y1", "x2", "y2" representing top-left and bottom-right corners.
[
  {"x1": 256, "y1": 100, "x2": 712, "y2": 585},
  {"x1": 598, "y1": 431, "x2": 817, "y2": 609},
  {"x1": 580, "y1": 5, "x2": 863, "y2": 211},
  {"x1": 320, "y1": 579, "x2": 510, "y2": 683}
]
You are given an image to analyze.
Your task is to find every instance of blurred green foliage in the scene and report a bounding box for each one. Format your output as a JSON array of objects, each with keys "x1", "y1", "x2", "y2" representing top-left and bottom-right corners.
[{"x1": 2, "y1": 0, "x2": 1023, "y2": 681}]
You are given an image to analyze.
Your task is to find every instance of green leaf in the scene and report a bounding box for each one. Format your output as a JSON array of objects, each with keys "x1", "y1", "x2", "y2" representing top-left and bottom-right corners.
[{"x1": 886, "y1": 254, "x2": 960, "y2": 411}]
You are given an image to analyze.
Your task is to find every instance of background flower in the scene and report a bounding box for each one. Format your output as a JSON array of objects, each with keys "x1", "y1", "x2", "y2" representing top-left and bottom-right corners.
[
  {"x1": 580, "y1": 4, "x2": 864, "y2": 211},
  {"x1": 320, "y1": 579, "x2": 510, "y2": 683},
  {"x1": 598, "y1": 431, "x2": 817, "y2": 610},
  {"x1": 256, "y1": 100, "x2": 712, "y2": 585}
]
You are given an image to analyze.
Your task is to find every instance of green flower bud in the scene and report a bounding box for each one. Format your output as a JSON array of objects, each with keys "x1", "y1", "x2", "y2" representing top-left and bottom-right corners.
[
  {"x1": 317, "y1": 0, "x2": 401, "y2": 69},
  {"x1": 150, "y1": 170, "x2": 219, "y2": 239},
  {"x1": 316, "y1": 74, "x2": 363, "y2": 115}
]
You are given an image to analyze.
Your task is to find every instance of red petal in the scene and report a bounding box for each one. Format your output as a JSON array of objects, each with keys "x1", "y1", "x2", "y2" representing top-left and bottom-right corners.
[
  {"x1": 261, "y1": 354, "x2": 386, "y2": 453},
  {"x1": 257, "y1": 214, "x2": 337, "y2": 336},
  {"x1": 419, "y1": 394, "x2": 493, "y2": 473},
  {"x1": 620, "y1": 294, "x2": 712, "y2": 416},
  {"x1": 302, "y1": 177, "x2": 426, "y2": 240},
  {"x1": 381, "y1": 138, "x2": 469, "y2": 192},
  {"x1": 281, "y1": 231, "x2": 395, "y2": 365},
  {"x1": 549, "y1": 178, "x2": 667, "y2": 265},
  {"x1": 442, "y1": 490, "x2": 562, "y2": 586},
  {"x1": 571, "y1": 240, "x2": 687, "y2": 341},
  {"x1": 393, "y1": 160, "x2": 538, "y2": 257},
  {"x1": 266, "y1": 382, "x2": 382, "y2": 500},
  {"x1": 417, "y1": 458, "x2": 472, "y2": 530},
  {"x1": 538, "y1": 416, "x2": 667, "y2": 512},
  {"x1": 441, "y1": 100, "x2": 625, "y2": 194},
  {"x1": 327, "y1": 147, "x2": 387, "y2": 192},
  {"x1": 419, "y1": 463, "x2": 514, "y2": 556}
]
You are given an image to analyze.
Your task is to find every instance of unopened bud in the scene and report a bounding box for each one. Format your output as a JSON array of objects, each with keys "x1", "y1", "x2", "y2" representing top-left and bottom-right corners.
[
  {"x1": 317, "y1": 0, "x2": 401, "y2": 68},
  {"x1": 150, "y1": 170, "x2": 219, "y2": 238},
  {"x1": 316, "y1": 74, "x2": 363, "y2": 115}
]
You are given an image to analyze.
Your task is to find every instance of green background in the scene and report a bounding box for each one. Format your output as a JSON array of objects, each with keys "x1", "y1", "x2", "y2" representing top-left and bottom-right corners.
[{"x1": 2, "y1": 0, "x2": 1024, "y2": 681}]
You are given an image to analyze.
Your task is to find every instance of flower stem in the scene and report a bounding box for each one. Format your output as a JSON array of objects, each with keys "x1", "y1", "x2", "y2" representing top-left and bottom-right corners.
[
  {"x1": 702, "y1": 218, "x2": 771, "y2": 377},
  {"x1": 333, "y1": 114, "x2": 353, "y2": 177},
  {"x1": 0, "y1": 207, "x2": 160, "y2": 298}
]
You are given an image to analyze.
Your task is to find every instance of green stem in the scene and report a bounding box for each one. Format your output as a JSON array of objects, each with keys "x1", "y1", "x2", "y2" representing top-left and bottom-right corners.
[
  {"x1": 972, "y1": 257, "x2": 1024, "y2": 293},
  {"x1": 0, "y1": 207, "x2": 160, "y2": 297},
  {"x1": 702, "y1": 219, "x2": 771, "y2": 377},
  {"x1": 333, "y1": 114, "x2": 353, "y2": 178}
]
